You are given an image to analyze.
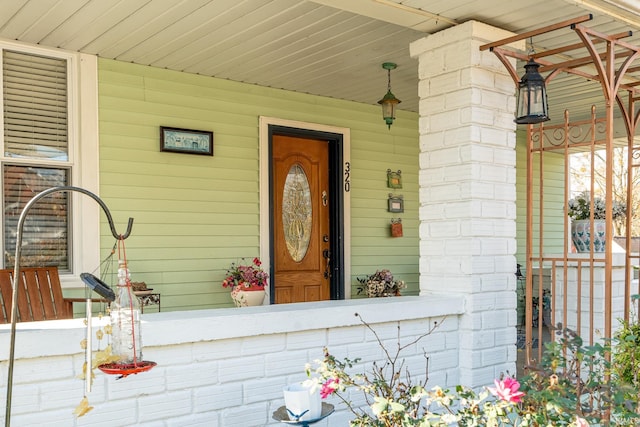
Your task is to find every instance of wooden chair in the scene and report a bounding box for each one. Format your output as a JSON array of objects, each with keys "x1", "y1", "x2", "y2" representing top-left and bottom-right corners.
[{"x1": 0, "y1": 266, "x2": 79, "y2": 323}]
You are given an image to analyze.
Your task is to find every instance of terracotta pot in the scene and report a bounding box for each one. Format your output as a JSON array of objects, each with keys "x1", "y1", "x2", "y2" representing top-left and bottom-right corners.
[{"x1": 230, "y1": 288, "x2": 266, "y2": 307}]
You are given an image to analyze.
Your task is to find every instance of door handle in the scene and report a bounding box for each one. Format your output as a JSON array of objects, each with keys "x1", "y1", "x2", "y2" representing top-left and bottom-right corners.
[{"x1": 323, "y1": 249, "x2": 331, "y2": 279}]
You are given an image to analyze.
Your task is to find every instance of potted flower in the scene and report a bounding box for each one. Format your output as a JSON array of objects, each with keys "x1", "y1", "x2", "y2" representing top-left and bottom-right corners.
[
  {"x1": 356, "y1": 269, "x2": 405, "y2": 297},
  {"x1": 222, "y1": 257, "x2": 269, "y2": 307},
  {"x1": 567, "y1": 191, "x2": 626, "y2": 252}
]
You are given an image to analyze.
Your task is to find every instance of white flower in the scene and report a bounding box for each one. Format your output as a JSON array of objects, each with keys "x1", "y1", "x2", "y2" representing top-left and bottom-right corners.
[{"x1": 440, "y1": 413, "x2": 458, "y2": 424}]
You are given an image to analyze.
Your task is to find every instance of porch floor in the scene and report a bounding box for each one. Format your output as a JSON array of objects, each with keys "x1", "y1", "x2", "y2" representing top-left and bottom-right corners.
[{"x1": 516, "y1": 325, "x2": 552, "y2": 378}]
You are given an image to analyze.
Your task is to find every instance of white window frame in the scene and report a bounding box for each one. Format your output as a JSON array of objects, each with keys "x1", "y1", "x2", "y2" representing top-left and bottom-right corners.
[{"x1": 0, "y1": 39, "x2": 99, "y2": 289}]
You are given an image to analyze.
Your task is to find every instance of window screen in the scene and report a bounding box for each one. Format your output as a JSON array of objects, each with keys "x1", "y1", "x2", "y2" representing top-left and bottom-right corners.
[{"x1": 3, "y1": 165, "x2": 69, "y2": 269}]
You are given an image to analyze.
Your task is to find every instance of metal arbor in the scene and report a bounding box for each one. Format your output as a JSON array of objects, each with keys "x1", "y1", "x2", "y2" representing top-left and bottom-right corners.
[{"x1": 481, "y1": 15, "x2": 640, "y2": 364}]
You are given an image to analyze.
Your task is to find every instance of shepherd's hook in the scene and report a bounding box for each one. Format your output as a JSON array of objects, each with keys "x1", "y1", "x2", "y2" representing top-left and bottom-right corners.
[{"x1": 4, "y1": 186, "x2": 134, "y2": 427}]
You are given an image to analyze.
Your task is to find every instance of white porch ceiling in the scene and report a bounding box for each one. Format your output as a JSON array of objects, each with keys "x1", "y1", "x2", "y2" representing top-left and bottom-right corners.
[{"x1": 1, "y1": 0, "x2": 640, "y2": 125}]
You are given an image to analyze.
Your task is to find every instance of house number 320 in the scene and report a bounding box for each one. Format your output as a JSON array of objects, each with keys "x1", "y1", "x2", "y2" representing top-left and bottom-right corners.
[{"x1": 344, "y1": 162, "x2": 351, "y2": 192}]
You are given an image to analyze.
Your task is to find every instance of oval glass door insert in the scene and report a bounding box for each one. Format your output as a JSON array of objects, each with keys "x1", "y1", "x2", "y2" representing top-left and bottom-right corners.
[{"x1": 282, "y1": 164, "x2": 312, "y2": 262}]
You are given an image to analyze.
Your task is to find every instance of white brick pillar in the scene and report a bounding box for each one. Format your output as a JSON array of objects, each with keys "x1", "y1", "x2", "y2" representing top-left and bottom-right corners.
[{"x1": 410, "y1": 21, "x2": 523, "y2": 388}]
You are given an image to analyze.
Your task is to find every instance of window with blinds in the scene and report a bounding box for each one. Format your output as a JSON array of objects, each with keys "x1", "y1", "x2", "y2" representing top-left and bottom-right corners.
[
  {"x1": 2, "y1": 50, "x2": 71, "y2": 270},
  {"x1": 3, "y1": 50, "x2": 68, "y2": 160}
]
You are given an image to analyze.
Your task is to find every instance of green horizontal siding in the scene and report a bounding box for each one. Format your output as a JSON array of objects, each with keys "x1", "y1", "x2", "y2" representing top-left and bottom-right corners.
[
  {"x1": 98, "y1": 59, "x2": 419, "y2": 310},
  {"x1": 515, "y1": 131, "x2": 566, "y2": 271}
]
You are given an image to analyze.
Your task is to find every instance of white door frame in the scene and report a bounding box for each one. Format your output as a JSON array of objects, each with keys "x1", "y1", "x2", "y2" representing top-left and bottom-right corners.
[{"x1": 259, "y1": 116, "x2": 351, "y2": 301}]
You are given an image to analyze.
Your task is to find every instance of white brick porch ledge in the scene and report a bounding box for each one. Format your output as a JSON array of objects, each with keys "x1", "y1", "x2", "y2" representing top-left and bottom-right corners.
[
  {"x1": 1, "y1": 295, "x2": 465, "y2": 426},
  {"x1": 1, "y1": 295, "x2": 464, "y2": 359},
  {"x1": 147, "y1": 295, "x2": 465, "y2": 344}
]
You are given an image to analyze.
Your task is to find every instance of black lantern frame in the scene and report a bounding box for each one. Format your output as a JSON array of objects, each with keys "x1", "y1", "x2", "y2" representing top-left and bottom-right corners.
[{"x1": 515, "y1": 58, "x2": 550, "y2": 124}]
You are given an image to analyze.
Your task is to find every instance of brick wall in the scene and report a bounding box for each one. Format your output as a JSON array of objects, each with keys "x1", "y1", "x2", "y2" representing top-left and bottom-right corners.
[
  {"x1": 410, "y1": 21, "x2": 522, "y2": 387},
  {"x1": 1, "y1": 296, "x2": 463, "y2": 426},
  {"x1": 552, "y1": 254, "x2": 627, "y2": 343}
]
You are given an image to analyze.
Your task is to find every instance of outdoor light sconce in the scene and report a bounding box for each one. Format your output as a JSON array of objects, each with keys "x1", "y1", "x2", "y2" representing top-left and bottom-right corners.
[
  {"x1": 378, "y1": 62, "x2": 401, "y2": 129},
  {"x1": 515, "y1": 58, "x2": 550, "y2": 124}
]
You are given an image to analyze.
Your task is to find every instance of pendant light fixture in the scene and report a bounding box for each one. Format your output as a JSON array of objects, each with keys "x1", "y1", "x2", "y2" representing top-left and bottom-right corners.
[
  {"x1": 378, "y1": 62, "x2": 401, "y2": 129},
  {"x1": 515, "y1": 39, "x2": 549, "y2": 124}
]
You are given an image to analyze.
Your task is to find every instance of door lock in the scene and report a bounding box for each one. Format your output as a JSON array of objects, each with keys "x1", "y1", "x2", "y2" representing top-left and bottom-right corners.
[{"x1": 323, "y1": 249, "x2": 331, "y2": 279}]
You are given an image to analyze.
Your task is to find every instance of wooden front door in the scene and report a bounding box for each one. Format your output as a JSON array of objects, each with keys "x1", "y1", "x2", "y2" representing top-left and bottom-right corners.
[{"x1": 272, "y1": 134, "x2": 330, "y2": 303}]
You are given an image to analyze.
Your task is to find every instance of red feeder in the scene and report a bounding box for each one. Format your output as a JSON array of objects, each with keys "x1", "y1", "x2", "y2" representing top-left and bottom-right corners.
[
  {"x1": 99, "y1": 242, "x2": 155, "y2": 378},
  {"x1": 98, "y1": 361, "x2": 157, "y2": 379}
]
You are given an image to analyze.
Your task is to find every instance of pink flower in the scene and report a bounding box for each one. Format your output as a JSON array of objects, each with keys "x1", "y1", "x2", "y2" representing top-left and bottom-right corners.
[
  {"x1": 222, "y1": 258, "x2": 269, "y2": 290},
  {"x1": 488, "y1": 377, "x2": 525, "y2": 403},
  {"x1": 320, "y1": 378, "x2": 339, "y2": 399},
  {"x1": 575, "y1": 417, "x2": 589, "y2": 427}
]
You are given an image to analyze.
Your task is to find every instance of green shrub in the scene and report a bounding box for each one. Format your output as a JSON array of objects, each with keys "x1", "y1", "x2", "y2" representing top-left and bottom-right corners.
[{"x1": 305, "y1": 314, "x2": 640, "y2": 426}]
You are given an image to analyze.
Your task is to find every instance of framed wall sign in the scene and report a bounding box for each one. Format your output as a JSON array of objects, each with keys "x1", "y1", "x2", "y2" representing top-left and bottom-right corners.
[
  {"x1": 160, "y1": 126, "x2": 214, "y2": 156},
  {"x1": 387, "y1": 169, "x2": 402, "y2": 189},
  {"x1": 388, "y1": 194, "x2": 404, "y2": 213},
  {"x1": 390, "y1": 218, "x2": 403, "y2": 237}
]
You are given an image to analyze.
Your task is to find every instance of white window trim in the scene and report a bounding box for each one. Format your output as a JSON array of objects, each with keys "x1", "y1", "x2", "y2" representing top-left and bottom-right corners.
[{"x1": 0, "y1": 39, "x2": 99, "y2": 289}]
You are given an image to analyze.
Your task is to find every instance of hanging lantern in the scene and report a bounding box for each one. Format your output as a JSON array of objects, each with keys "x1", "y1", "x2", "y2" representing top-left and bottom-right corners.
[
  {"x1": 515, "y1": 58, "x2": 550, "y2": 124},
  {"x1": 378, "y1": 62, "x2": 401, "y2": 129}
]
